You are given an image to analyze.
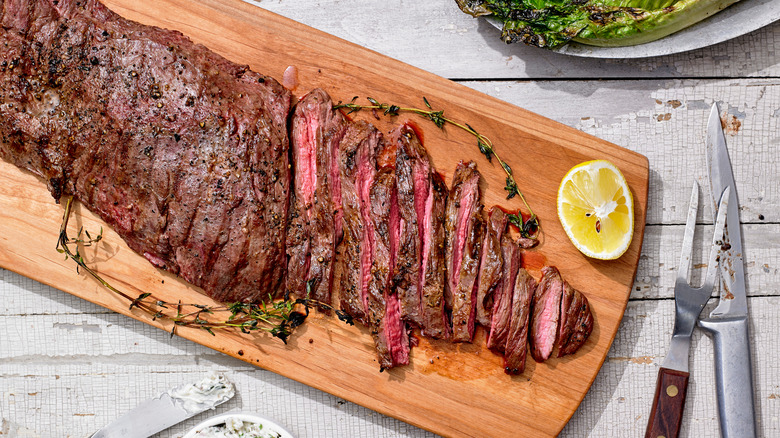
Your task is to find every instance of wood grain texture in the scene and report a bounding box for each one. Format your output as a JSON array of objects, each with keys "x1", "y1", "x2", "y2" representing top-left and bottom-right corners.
[
  {"x1": 0, "y1": 0, "x2": 648, "y2": 437},
  {"x1": 645, "y1": 367, "x2": 690, "y2": 438}
]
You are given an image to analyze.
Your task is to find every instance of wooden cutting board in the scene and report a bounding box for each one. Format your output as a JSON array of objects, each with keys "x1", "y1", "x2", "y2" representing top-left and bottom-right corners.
[{"x1": 0, "y1": 0, "x2": 649, "y2": 436}]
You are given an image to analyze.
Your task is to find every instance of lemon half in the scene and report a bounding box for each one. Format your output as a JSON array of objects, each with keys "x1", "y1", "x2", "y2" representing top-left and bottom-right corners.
[{"x1": 557, "y1": 160, "x2": 634, "y2": 260}]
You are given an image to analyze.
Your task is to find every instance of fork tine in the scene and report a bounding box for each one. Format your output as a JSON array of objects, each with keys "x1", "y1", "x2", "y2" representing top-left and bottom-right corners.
[
  {"x1": 703, "y1": 186, "x2": 730, "y2": 291},
  {"x1": 678, "y1": 182, "x2": 699, "y2": 282}
]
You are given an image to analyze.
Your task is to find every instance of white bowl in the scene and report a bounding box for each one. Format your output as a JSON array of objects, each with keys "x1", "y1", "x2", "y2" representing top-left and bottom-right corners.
[{"x1": 182, "y1": 412, "x2": 295, "y2": 438}]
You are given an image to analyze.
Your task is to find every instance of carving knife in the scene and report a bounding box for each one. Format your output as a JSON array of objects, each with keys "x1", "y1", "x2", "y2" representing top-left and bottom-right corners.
[{"x1": 698, "y1": 103, "x2": 758, "y2": 437}]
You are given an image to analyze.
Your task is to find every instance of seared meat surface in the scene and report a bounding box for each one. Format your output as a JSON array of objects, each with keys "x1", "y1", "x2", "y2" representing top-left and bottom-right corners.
[
  {"x1": 419, "y1": 171, "x2": 449, "y2": 339},
  {"x1": 337, "y1": 121, "x2": 382, "y2": 323},
  {"x1": 486, "y1": 234, "x2": 521, "y2": 352},
  {"x1": 0, "y1": 0, "x2": 291, "y2": 302},
  {"x1": 530, "y1": 266, "x2": 564, "y2": 362},
  {"x1": 445, "y1": 161, "x2": 484, "y2": 343},
  {"x1": 557, "y1": 281, "x2": 594, "y2": 357},
  {"x1": 504, "y1": 268, "x2": 536, "y2": 374},
  {"x1": 366, "y1": 167, "x2": 410, "y2": 369},
  {"x1": 475, "y1": 206, "x2": 507, "y2": 328},
  {"x1": 287, "y1": 89, "x2": 347, "y2": 305}
]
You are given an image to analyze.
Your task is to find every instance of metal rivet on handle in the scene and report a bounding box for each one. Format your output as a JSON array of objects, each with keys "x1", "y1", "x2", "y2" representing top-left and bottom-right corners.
[{"x1": 666, "y1": 385, "x2": 679, "y2": 397}]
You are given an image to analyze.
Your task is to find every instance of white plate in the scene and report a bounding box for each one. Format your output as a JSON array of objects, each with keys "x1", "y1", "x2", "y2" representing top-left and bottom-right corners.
[
  {"x1": 488, "y1": 0, "x2": 780, "y2": 58},
  {"x1": 183, "y1": 412, "x2": 295, "y2": 438}
]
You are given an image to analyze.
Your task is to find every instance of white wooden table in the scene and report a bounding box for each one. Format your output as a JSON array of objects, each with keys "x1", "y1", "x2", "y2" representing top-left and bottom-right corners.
[{"x1": 2, "y1": 1, "x2": 779, "y2": 436}]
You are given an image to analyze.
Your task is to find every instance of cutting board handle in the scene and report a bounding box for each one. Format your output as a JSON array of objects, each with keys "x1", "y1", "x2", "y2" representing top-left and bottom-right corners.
[{"x1": 645, "y1": 367, "x2": 689, "y2": 438}]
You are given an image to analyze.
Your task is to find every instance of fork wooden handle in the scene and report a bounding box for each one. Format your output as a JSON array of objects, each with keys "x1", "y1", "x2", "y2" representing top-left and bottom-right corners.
[{"x1": 645, "y1": 367, "x2": 690, "y2": 438}]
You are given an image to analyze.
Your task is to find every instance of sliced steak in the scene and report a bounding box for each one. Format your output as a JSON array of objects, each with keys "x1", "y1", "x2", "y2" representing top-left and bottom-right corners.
[
  {"x1": 445, "y1": 161, "x2": 484, "y2": 342},
  {"x1": 0, "y1": 0, "x2": 291, "y2": 302},
  {"x1": 504, "y1": 268, "x2": 536, "y2": 374},
  {"x1": 556, "y1": 281, "x2": 594, "y2": 357},
  {"x1": 475, "y1": 206, "x2": 507, "y2": 328},
  {"x1": 530, "y1": 266, "x2": 565, "y2": 362},
  {"x1": 486, "y1": 235, "x2": 521, "y2": 352},
  {"x1": 392, "y1": 124, "x2": 423, "y2": 327},
  {"x1": 420, "y1": 171, "x2": 450, "y2": 339},
  {"x1": 366, "y1": 167, "x2": 409, "y2": 369},
  {"x1": 287, "y1": 89, "x2": 347, "y2": 305},
  {"x1": 337, "y1": 121, "x2": 382, "y2": 322}
]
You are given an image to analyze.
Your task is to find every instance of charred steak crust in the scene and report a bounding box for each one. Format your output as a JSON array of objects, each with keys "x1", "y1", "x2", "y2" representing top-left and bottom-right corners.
[
  {"x1": 486, "y1": 234, "x2": 521, "y2": 352},
  {"x1": 557, "y1": 281, "x2": 594, "y2": 357},
  {"x1": 287, "y1": 89, "x2": 347, "y2": 305},
  {"x1": 475, "y1": 206, "x2": 507, "y2": 328},
  {"x1": 0, "y1": 0, "x2": 291, "y2": 302},
  {"x1": 530, "y1": 266, "x2": 565, "y2": 362},
  {"x1": 393, "y1": 123, "x2": 427, "y2": 327},
  {"x1": 367, "y1": 167, "x2": 410, "y2": 369},
  {"x1": 420, "y1": 171, "x2": 449, "y2": 339},
  {"x1": 337, "y1": 121, "x2": 382, "y2": 323},
  {"x1": 445, "y1": 161, "x2": 484, "y2": 343},
  {"x1": 504, "y1": 268, "x2": 536, "y2": 374}
]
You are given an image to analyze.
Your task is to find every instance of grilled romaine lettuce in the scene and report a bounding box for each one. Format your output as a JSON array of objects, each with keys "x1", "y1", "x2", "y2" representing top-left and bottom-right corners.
[{"x1": 456, "y1": 0, "x2": 742, "y2": 48}]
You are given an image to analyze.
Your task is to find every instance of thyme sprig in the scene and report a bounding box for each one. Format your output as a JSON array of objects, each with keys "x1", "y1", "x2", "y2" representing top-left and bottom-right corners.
[
  {"x1": 334, "y1": 96, "x2": 539, "y2": 237},
  {"x1": 55, "y1": 197, "x2": 326, "y2": 343}
]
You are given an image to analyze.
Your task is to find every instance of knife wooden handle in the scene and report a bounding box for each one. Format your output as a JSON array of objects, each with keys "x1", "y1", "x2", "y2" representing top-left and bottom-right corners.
[{"x1": 645, "y1": 367, "x2": 689, "y2": 438}]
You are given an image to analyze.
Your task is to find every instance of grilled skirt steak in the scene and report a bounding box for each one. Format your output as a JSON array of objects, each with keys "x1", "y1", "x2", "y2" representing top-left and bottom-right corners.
[
  {"x1": 503, "y1": 268, "x2": 536, "y2": 374},
  {"x1": 0, "y1": 0, "x2": 291, "y2": 302},
  {"x1": 486, "y1": 234, "x2": 521, "y2": 352},
  {"x1": 530, "y1": 266, "x2": 564, "y2": 362},
  {"x1": 445, "y1": 161, "x2": 484, "y2": 343},
  {"x1": 367, "y1": 167, "x2": 410, "y2": 369},
  {"x1": 557, "y1": 281, "x2": 594, "y2": 357},
  {"x1": 287, "y1": 89, "x2": 347, "y2": 305},
  {"x1": 475, "y1": 206, "x2": 507, "y2": 328},
  {"x1": 392, "y1": 124, "x2": 423, "y2": 327},
  {"x1": 419, "y1": 171, "x2": 449, "y2": 339},
  {"x1": 337, "y1": 121, "x2": 382, "y2": 323}
]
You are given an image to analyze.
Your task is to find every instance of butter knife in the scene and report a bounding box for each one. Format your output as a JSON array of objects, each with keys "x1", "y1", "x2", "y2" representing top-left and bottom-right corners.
[{"x1": 91, "y1": 372, "x2": 235, "y2": 438}]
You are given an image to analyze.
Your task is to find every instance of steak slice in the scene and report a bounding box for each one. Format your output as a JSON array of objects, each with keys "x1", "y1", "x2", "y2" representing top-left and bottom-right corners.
[
  {"x1": 475, "y1": 206, "x2": 507, "y2": 328},
  {"x1": 530, "y1": 266, "x2": 565, "y2": 362},
  {"x1": 556, "y1": 281, "x2": 594, "y2": 357},
  {"x1": 366, "y1": 167, "x2": 409, "y2": 369},
  {"x1": 392, "y1": 124, "x2": 422, "y2": 326},
  {"x1": 287, "y1": 89, "x2": 347, "y2": 305},
  {"x1": 337, "y1": 121, "x2": 382, "y2": 323},
  {"x1": 445, "y1": 161, "x2": 484, "y2": 342},
  {"x1": 486, "y1": 235, "x2": 521, "y2": 352},
  {"x1": 0, "y1": 0, "x2": 291, "y2": 302},
  {"x1": 420, "y1": 171, "x2": 449, "y2": 339},
  {"x1": 504, "y1": 268, "x2": 536, "y2": 374}
]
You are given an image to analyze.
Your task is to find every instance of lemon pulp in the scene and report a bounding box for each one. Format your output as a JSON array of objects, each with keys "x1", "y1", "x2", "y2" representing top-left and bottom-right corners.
[{"x1": 557, "y1": 160, "x2": 634, "y2": 260}]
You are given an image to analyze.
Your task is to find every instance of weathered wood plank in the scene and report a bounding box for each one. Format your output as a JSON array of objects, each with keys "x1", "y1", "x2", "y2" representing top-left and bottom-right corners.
[
  {"x1": 2, "y1": 297, "x2": 778, "y2": 437},
  {"x1": 247, "y1": 0, "x2": 780, "y2": 80},
  {"x1": 562, "y1": 297, "x2": 780, "y2": 437}
]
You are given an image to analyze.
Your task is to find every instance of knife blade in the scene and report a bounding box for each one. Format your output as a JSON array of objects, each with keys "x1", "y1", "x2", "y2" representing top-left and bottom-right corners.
[
  {"x1": 697, "y1": 103, "x2": 758, "y2": 438},
  {"x1": 91, "y1": 373, "x2": 235, "y2": 438}
]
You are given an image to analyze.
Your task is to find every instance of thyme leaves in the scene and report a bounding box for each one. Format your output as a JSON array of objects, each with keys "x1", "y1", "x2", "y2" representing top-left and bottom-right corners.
[
  {"x1": 56, "y1": 197, "x2": 309, "y2": 343},
  {"x1": 333, "y1": 96, "x2": 539, "y2": 237}
]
